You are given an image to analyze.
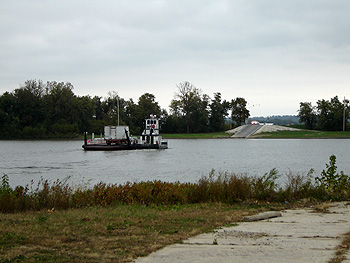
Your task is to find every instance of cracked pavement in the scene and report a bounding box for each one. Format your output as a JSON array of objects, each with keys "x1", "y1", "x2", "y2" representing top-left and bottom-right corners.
[{"x1": 134, "y1": 202, "x2": 350, "y2": 263}]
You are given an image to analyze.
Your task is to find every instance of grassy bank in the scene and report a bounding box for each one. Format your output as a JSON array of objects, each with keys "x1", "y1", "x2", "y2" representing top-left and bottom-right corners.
[
  {"x1": 0, "y1": 202, "x2": 286, "y2": 263},
  {"x1": 162, "y1": 130, "x2": 350, "y2": 139},
  {"x1": 252, "y1": 130, "x2": 350, "y2": 139},
  {"x1": 0, "y1": 170, "x2": 325, "y2": 214},
  {"x1": 162, "y1": 132, "x2": 230, "y2": 139}
]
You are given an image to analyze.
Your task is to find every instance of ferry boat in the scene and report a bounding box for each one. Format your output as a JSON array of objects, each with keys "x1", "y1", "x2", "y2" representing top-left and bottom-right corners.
[{"x1": 82, "y1": 115, "x2": 168, "y2": 151}]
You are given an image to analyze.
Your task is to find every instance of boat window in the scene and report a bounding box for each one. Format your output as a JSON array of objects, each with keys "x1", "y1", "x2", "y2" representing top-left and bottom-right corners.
[{"x1": 147, "y1": 120, "x2": 150, "y2": 124}]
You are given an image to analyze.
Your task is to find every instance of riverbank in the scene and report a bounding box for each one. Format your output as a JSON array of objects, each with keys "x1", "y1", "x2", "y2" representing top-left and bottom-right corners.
[
  {"x1": 1, "y1": 128, "x2": 349, "y2": 141},
  {"x1": 0, "y1": 202, "x2": 320, "y2": 263},
  {"x1": 162, "y1": 128, "x2": 350, "y2": 139},
  {"x1": 0, "y1": 203, "x2": 266, "y2": 262},
  {"x1": 2, "y1": 202, "x2": 349, "y2": 263},
  {"x1": 252, "y1": 129, "x2": 350, "y2": 139},
  {"x1": 1, "y1": 156, "x2": 349, "y2": 262},
  {"x1": 226, "y1": 124, "x2": 350, "y2": 139},
  {"x1": 162, "y1": 132, "x2": 230, "y2": 139}
]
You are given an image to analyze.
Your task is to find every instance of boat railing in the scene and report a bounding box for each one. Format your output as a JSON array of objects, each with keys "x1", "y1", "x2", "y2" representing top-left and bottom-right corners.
[{"x1": 88, "y1": 138, "x2": 106, "y2": 144}]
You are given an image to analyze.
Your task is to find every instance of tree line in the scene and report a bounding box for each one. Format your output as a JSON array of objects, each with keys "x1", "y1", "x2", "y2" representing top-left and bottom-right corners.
[
  {"x1": 0, "y1": 80, "x2": 250, "y2": 139},
  {"x1": 298, "y1": 96, "x2": 350, "y2": 131}
]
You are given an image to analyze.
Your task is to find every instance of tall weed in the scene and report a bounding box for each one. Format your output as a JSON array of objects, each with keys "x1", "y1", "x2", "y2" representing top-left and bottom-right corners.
[
  {"x1": 252, "y1": 168, "x2": 279, "y2": 201},
  {"x1": 1, "y1": 155, "x2": 349, "y2": 213},
  {"x1": 316, "y1": 155, "x2": 350, "y2": 200}
]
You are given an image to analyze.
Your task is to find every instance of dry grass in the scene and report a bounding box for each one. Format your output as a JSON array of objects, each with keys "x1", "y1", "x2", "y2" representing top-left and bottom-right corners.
[
  {"x1": 329, "y1": 231, "x2": 350, "y2": 263},
  {"x1": 312, "y1": 203, "x2": 331, "y2": 213},
  {"x1": 0, "y1": 203, "x2": 280, "y2": 263}
]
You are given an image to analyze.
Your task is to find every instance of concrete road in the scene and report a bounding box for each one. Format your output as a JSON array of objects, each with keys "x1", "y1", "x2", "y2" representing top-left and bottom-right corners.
[
  {"x1": 134, "y1": 202, "x2": 350, "y2": 263},
  {"x1": 232, "y1": 124, "x2": 262, "y2": 138}
]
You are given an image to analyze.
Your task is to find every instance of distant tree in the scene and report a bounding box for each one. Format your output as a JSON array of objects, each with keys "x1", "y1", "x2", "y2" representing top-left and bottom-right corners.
[
  {"x1": 317, "y1": 96, "x2": 349, "y2": 131},
  {"x1": 0, "y1": 91, "x2": 21, "y2": 138},
  {"x1": 162, "y1": 113, "x2": 186, "y2": 133},
  {"x1": 170, "y1": 81, "x2": 209, "y2": 133},
  {"x1": 134, "y1": 93, "x2": 162, "y2": 134},
  {"x1": 137, "y1": 93, "x2": 161, "y2": 118},
  {"x1": 191, "y1": 93, "x2": 210, "y2": 133},
  {"x1": 92, "y1": 96, "x2": 104, "y2": 120},
  {"x1": 75, "y1": 95, "x2": 94, "y2": 133},
  {"x1": 42, "y1": 81, "x2": 79, "y2": 134},
  {"x1": 298, "y1": 102, "x2": 317, "y2": 129},
  {"x1": 0, "y1": 78, "x2": 257, "y2": 137},
  {"x1": 0, "y1": 92, "x2": 16, "y2": 117},
  {"x1": 103, "y1": 91, "x2": 125, "y2": 126},
  {"x1": 124, "y1": 98, "x2": 138, "y2": 132},
  {"x1": 231, "y1": 97, "x2": 250, "y2": 127},
  {"x1": 13, "y1": 80, "x2": 45, "y2": 128},
  {"x1": 209, "y1": 92, "x2": 230, "y2": 132}
]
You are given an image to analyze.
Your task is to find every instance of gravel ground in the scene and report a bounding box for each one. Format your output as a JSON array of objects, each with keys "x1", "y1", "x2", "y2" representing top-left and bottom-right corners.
[{"x1": 254, "y1": 125, "x2": 300, "y2": 134}]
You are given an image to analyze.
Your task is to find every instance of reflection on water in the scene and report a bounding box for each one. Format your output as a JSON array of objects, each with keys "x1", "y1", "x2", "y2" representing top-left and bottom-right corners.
[{"x1": 1, "y1": 139, "x2": 349, "y2": 187}]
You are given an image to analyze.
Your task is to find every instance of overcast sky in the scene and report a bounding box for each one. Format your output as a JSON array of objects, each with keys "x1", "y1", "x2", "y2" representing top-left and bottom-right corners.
[{"x1": 1, "y1": 0, "x2": 350, "y2": 116}]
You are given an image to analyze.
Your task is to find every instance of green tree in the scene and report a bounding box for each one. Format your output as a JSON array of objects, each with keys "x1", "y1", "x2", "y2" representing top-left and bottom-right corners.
[
  {"x1": 298, "y1": 102, "x2": 317, "y2": 130},
  {"x1": 13, "y1": 80, "x2": 45, "y2": 128},
  {"x1": 124, "y1": 98, "x2": 138, "y2": 132},
  {"x1": 137, "y1": 93, "x2": 161, "y2": 118},
  {"x1": 0, "y1": 92, "x2": 20, "y2": 138},
  {"x1": 42, "y1": 81, "x2": 79, "y2": 135},
  {"x1": 103, "y1": 91, "x2": 127, "y2": 126},
  {"x1": 191, "y1": 93, "x2": 210, "y2": 133},
  {"x1": 231, "y1": 97, "x2": 250, "y2": 127},
  {"x1": 170, "y1": 81, "x2": 209, "y2": 133},
  {"x1": 89, "y1": 96, "x2": 106, "y2": 134},
  {"x1": 92, "y1": 96, "x2": 105, "y2": 120},
  {"x1": 317, "y1": 96, "x2": 349, "y2": 131},
  {"x1": 75, "y1": 96, "x2": 94, "y2": 133},
  {"x1": 209, "y1": 92, "x2": 230, "y2": 132},
  {"x1": 134, "y1": 93, "x2": 162, "y2": 134}
]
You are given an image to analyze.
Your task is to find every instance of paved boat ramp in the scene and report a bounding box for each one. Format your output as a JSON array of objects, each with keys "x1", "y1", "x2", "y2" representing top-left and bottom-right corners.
[
  {"x1": 134, "y1": 202, "x2": 350, "y2": 263},
  {"x1": 230, "y1": 124, "x2": 262, "y2": 138},
  {"x1": 228, "y1": 124, "x2": 300, "y2": 138}
]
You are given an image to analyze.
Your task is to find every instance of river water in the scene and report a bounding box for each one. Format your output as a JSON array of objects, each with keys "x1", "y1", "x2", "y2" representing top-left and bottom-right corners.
[{"x1": 1, "y1": 139, "x2": 349, "y2": 188}]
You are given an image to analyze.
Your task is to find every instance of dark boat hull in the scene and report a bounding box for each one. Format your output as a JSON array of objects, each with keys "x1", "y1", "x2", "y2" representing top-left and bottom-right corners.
[{"x1": 82, "y1": 143, "x2": 163, "y2": 151}]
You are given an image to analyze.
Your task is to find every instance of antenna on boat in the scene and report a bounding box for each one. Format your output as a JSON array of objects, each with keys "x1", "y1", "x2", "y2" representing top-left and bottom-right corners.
[
  {"x1": 108, "y1": 91, "x2": 120, "y2": 126},
  {"x1": 117, "y1": 94, "x2": 119, "y2": 126}
]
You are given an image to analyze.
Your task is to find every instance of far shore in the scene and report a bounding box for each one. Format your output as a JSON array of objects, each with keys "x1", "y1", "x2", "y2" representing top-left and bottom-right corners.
[
  {"x1": 1, "y1": 128, "x2": 350, "y2": 141},
  {"x1": 162, "y1": 130, "x2": 350, "y2": 139}
]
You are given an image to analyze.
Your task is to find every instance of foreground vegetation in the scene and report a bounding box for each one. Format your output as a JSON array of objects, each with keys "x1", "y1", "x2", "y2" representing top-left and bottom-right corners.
[
  {"x1": 0, "y1": 203, "x2": 287, "y2": 263},
  {"x1": 1, "y1": 156, "x2": 349, "y2": 213},
  {"x1": 1, "y1": 155, "x2": 349, "y2": 262}
]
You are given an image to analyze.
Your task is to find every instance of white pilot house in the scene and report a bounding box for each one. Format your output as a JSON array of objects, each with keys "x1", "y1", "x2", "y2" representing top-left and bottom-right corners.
[{"x1": 140, "y1": 115, "x2": 163, "y2": 146}]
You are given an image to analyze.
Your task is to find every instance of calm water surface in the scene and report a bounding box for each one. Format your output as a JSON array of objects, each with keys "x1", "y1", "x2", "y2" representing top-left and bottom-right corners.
[{"x1": 1, "y1": 139, "x2": 349, "y2": 187}]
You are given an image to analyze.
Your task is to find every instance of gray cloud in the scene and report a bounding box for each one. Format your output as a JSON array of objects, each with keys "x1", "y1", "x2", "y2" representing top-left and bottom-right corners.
[{"x1": 1, "y1": 0, "x2": 350, "y2": 116}]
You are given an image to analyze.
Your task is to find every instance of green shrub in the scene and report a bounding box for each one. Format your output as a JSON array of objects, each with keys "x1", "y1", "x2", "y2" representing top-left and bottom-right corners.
[
  {"x1": 316, "y1": 155, "x2": 350, "y2": 200},
  {"x1": 252, "y1": 169, "x2": 279, "y2": 201}
]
